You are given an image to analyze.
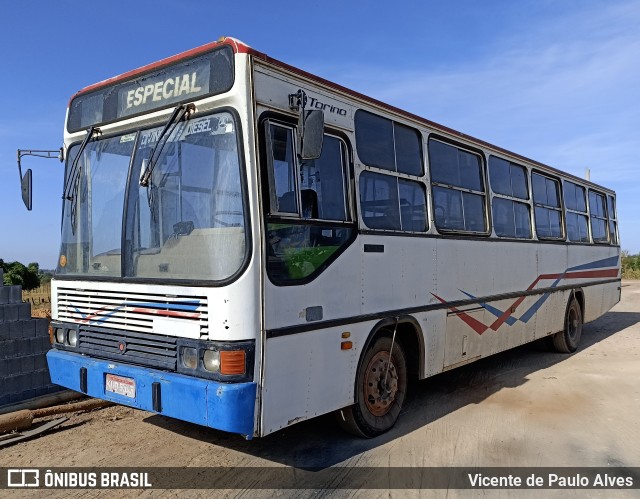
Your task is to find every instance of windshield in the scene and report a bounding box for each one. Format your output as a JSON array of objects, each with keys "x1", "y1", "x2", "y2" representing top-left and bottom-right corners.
[{"x1": 57, "y1": 111, "x2": 247, "y2": 282}]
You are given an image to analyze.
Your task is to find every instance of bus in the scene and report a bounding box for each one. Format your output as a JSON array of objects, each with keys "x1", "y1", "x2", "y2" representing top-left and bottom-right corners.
[{"x1": 20, "y1": 37, "x2": 620, "y2": 439}]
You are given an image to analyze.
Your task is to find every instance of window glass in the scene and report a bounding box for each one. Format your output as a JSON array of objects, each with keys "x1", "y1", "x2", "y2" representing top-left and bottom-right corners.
[
  {"x1": 567, "y1": 212, "x2": 589, "y2": 242},
  {"x1": 354, "y1": 110, "x2": 396, "y2": 171},
  {"x1": 492, "y1": 198, "x2": 531, "y2": 238},
  {"x1": 398, "y1": 179, "x2": 427, "y2": 231},
  {"x1": 589, "y1": 191, "x2": 608, "y2": 242},
  {"x1": 532, "y1": 173, "x2": 562, "y2": 239},
  {"x1": 394, "y1": 123, "x2": 423, "y2": 175},
  {"x1": 607, "y1": 195, "x2": 616, "y2": 219},
  {"x1": 429, "y1": 139, "x2": 486, "y2": 233},
  {"x1": 489, "y1": 156, "x2": 528, "y2": 200},
  {"x1": 589, "y1": 191, "x2": 605, "y2": 217},
  {"x1": 609, "y1": 220, "x2": 618, "y2": 245},
  {"x1": 564, "y1": 181, "x2": 587, "y2": 213},
  {"x1": 354, "y1": 110, "x2": 423, "y2": 175},
  {"x1": 532, "y1": 174, "x2": 548, "y2": 206},
  {"x1": 359, "y1": 171, "x2": 400, "y2": 230},
  {"x1": 299, "y1": 136, "x2": 348, "y2": 221},
  {"x1": 267, "y1": 125, "x2": 298, "y2": 214},
  {"x1": 489, "y1": 157, "x2": 511, "y2": 196}
]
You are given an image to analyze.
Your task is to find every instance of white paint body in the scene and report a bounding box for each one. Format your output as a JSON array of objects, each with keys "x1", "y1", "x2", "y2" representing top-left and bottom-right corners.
[{"x1": 53, "y1": 44, "x2": 620, "y2": 437}]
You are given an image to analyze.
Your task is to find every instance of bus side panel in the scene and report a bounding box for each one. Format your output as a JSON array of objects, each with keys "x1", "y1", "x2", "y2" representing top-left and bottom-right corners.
[{"x1": 261, "y1": 326, "x2": 360, "y2": 435}]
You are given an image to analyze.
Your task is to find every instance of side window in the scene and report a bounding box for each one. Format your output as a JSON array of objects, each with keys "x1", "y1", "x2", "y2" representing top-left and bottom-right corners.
[
  {"x1": 607, "y1": 194, "x2": 618, "y2": 245},
  {"x1": 355, "y1": 110, "x2": 423, "y2": 175},
  {"x1": 358, "y1": 172, "x2": 427, "y2": 232},
  {"x1": 564, "y1": 181, "x2": 589, "y2": 242},
  {"x1": 589, "y1": 191, "x2": 608, "y2": 243},
  {"x1": 264, "y1": 120, "x2": 355, "y2": 284},
  {"x1": 489, "y1": 156, "x2": 531, "y2": 239},
  {"x1": 532, "y1": 172, "x2": 563, "y2": 239},
  {"x1": 429, "y1": 139, "x2": 487, "y2": 233},
  {"x1": 266, "y1": 124, "x2": 298, "y2": 215}
]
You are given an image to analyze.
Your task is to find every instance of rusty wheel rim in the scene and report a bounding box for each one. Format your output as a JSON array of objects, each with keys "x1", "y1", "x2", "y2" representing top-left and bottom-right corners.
[{"x1": 363, "y1": 351, "x2": 399, "y2": 417}]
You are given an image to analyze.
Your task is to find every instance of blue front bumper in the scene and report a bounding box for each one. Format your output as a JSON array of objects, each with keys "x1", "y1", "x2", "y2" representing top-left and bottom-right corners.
[{"x1": 47, "y1": 350, "x2": 257, "y2": 437}]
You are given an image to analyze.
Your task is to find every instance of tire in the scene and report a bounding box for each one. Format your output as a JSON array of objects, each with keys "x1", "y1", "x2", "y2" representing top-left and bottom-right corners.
[
  {"x1": 550, "y1": 295, "x2": 583, "y2": 353},
  {"x1": 337, "y1": 335, "x2": 408, "y2": 438}
]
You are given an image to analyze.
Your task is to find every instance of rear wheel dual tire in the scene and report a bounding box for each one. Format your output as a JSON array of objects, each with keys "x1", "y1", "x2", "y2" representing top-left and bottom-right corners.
[{"x1": 337, "y1": 335, "x2": 407, "y2": 438}]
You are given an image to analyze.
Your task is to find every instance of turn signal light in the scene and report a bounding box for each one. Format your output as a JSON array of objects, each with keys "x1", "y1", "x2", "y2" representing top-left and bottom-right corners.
[
  {"x1": 220, "y1": 350, "x2": 246, "y2": 375},
  {"x1": 341, "y1": 341, "x2": 353, "y2": 350}
]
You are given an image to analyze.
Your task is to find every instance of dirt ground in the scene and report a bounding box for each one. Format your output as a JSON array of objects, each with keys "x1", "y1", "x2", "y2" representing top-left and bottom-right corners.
[{"x1": 2, "y1": 281, "x2": 640, "y2": 498}]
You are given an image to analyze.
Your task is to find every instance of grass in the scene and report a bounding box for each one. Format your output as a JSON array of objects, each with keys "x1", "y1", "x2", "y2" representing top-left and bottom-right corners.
[
  {"x1": 622, "y1": 254, "x2": 640, "y2": 280},
  {"x1": 22, "y1": 282, "x2": 51, "y2": 316}
]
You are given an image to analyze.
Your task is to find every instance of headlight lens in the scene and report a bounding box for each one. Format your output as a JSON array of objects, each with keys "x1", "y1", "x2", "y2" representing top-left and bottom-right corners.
[
  {"x1": 68, "y1": 329, "x2": 78, "y2": 347},
  {"x1": 55, "y1": 328, "x2": 66, "y2": 344},
  {"x1": 203, "y1": 350, "x2": 220, "y2": 372},
  {"x1": 180, "y1": 347, "x2": 198, "y2": 370}
]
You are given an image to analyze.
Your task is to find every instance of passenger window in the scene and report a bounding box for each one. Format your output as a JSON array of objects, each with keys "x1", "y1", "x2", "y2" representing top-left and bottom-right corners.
[
  {"x1": 429, "y1": 139, "x2": 487, "y2": 233},
  {"x1": 607, "y1": 194, "x2": 618, "y2": 245},
  {"x1": 589, "y1": 191, "x2": 608, "y2": 243},
  {"x1": 532, "y1": 172, "x2": 563, "y2": 239},
  {"x1": 355, "y1": 110, "x2": 423, "y2": 176},
  {"x1": 264, "y1": 121, "x2": 354, "y2": 284},
  {"x1": 564, "y1": 181, "x2": 589, "y2": 242},
  {"x1": 489, "y1": 156, "x2": 531, "y2": 239},
  {"x1": 359, "y1": 172, "x2": 427, "y2": 232}
]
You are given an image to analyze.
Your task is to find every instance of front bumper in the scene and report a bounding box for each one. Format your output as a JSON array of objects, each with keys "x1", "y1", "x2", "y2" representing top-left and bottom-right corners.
[{"x1": 47, "y1": 349, "x2": 257, "y2": 437}]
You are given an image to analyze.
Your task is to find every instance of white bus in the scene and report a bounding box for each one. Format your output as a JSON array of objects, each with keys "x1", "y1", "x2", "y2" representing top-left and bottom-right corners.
[{"x1": 21, "y1": 37, "x2": 620, "y2": 439}]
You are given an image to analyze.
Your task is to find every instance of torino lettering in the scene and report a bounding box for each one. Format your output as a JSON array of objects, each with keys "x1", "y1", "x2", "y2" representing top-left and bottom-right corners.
[
  {"x1": 126, "y1": 72, "x2": 202, "y2": 109},
  {"x1": 308, "y1": 97, "x2": 347, "y2": 116}
]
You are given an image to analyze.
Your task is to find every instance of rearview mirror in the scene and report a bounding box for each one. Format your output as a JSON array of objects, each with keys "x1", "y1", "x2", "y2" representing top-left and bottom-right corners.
[
  {"x1": 298, "y1": 110, "x2": 324, "y2": 160},
  {"x1": 21, "y1": 169, "x2": 33, "y2": 211}
]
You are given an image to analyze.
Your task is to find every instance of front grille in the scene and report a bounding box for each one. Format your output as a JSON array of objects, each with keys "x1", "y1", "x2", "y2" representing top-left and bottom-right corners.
[
  {"x1": 77, "y1": 325, "x2": 177, "y2": 370},
  {"x1": 56, "y1": 287, "x2": 208, "y2": 337}
]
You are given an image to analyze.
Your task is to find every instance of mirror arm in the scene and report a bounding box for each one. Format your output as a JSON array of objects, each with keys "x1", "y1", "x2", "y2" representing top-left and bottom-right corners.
[{"x1": 16, "y1": 148, "x2": 64, "y2": 210}]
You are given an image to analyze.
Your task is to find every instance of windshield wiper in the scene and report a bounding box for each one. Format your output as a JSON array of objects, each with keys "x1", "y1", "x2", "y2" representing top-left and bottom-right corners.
[
  {"x1": 139, "y1": 103, "x2": 195, "y2": 187},
  {"x1": 63, "y1": 126, "x2": 101, "y2": 201}
]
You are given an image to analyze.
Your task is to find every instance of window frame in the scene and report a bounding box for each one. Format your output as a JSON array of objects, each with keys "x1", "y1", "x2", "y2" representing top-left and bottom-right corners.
[
  {"x1": 488, "y1": 155, "x2": 532, "y2": 240},
  {"x1": 563, "y1": 180, "x2": 590, "y2": 243},
  {"x1": 531, "y1": 170, "x2": 565, "y2": 241},
  {"x1": 264, "y1": 119, "x2": 352, "y2": 224},
  {"x1": 358, "y1": 170, "x2": 428, "y2": 233},
  {"x1": 427, "y1": 137, "x2": 490, "y2": 236},
  {"x1": 588, "y1": 189, "x2": 609, "y2": 244},
  {"x1": 607, "y1": 194, "x2": 618, "y2": 246},
  {"x1": 354, "y1": 109, "x2": 424, "y2": 176}
]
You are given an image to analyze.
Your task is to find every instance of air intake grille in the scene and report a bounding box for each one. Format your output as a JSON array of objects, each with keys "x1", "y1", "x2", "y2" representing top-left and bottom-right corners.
[
  {"x1": 77, "y1": 325, "x2": 178, "y2": 369},
  {"x1": 56, "y1": 287, "x2": 208, "y2": 336}
]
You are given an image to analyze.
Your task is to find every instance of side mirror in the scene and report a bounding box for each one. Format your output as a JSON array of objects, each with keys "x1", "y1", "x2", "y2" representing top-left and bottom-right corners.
[
  {"x1": 21, "y1": 169, "x2": 33, "y2": 211},
  {"x1": 298, "y1": 110, "x2": 324, "y2": 160}
]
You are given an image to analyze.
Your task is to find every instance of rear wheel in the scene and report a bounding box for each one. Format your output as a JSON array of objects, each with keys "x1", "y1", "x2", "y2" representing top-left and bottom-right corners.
[
  {"x1": 337, "y1": 335, "x2": 407, "y2": 438},
  {"x1": 550, "y1": 296, "x2": 583, "y2": 353}
]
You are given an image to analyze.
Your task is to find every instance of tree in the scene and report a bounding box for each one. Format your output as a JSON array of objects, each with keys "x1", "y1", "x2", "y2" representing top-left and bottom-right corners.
[{"x1": 1, "y1": 259, "x2": 41, "y2": 291}]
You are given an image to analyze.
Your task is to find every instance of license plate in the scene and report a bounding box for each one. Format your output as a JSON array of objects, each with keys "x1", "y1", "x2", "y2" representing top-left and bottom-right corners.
[{"x1": 105, "y1": 374, "x2": 136, "y2": 398}]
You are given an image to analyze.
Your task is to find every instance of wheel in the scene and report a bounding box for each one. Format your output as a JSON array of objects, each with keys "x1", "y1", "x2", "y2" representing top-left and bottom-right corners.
[
  {"x1": 550, "y1": 295, "x2": 583, "y2": 353},
  {"x1": 337, "y1": 335, "x2": 407, "y2": 438}
]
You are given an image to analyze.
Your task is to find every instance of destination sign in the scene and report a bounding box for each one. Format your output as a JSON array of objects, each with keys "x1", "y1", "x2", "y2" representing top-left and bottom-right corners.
[{"x1": 68, "y1": 46, "x2": 234, "y2": 133}]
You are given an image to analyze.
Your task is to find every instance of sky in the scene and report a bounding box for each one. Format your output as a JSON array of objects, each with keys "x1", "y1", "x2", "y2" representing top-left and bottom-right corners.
[{"x1": 0, "y1": 0, "x2": 638, "y2": 268}]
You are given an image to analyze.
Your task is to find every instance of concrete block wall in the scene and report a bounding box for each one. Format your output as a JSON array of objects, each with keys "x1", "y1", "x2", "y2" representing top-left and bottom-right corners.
[{"x1": 0, "y1": 274, "x2": 62, "y2": 407}]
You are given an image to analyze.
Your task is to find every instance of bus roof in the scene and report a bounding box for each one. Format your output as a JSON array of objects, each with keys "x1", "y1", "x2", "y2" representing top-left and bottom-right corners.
[{"x1": 70, "y1": 37, "x2": 614, "y2": 195}]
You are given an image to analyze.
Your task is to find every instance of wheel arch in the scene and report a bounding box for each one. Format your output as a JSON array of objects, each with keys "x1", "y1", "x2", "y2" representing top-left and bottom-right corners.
[
  {"x1": 354, "y1": 315, "x2": 425, "y2": 402},
  {"x1": 573, "y1": 287, "x2": 585, "y2": 317}
]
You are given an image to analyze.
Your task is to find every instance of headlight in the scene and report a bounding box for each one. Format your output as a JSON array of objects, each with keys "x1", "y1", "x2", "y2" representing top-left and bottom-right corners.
[
  {"x1": 55, "y1": 328, "x2": 66, "y2": 344},
  {"x1": 68, "y1": 329, "x2": 78, "y2": 347},
  {"x1": 180, "y1": 347, "x2": 198, "y2": 370},
  {"x1": 203, "y1": 350, "x2": 220, "y2": 372}
]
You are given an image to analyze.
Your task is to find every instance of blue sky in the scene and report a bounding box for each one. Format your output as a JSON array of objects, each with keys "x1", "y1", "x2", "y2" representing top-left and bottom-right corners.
[{"x1": 1, "y1": 0, "x2": 638, "y2": 268}]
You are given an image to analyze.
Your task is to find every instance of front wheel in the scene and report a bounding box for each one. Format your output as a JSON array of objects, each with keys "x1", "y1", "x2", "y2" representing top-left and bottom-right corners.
[
  {"x1": 550, "y1": 296, "x2": 583, "y2": 353},
  {"x1": 337, "y1": 335, "x2": 407, "y2": 438}
]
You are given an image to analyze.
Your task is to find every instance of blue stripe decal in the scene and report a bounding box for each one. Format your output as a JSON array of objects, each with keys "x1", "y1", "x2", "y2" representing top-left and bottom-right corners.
[
  {"x1": 567, "y1": 255, "x2": 619, "y2": 272},
  {"x1": 458, "y1": 290, "x2": 517, "y2": 325}
]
